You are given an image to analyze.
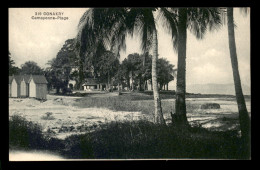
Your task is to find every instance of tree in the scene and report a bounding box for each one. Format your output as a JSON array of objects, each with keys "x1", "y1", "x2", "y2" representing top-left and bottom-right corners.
[
  {"x1": 20, "y1": 61, "x2": 43, "y2": 75},
  {"x1": 157, "y1": 58, "x2": 175, "y2": 90},
  {"x1": 96, "y1": 51, "x2": 120, "y2": 91},
  {"x1": 9, "y1": 52, "x2": 20, "y2": 75},
  {"x1": 168, "y1": 8, "x2": 222, "y2": 126},
  {"x1": 126, "y1": 53, "x2": 143, "y2": 91},
  {"x1": 140, "y1": 53, "x2": 152, "y2": 91},
  {"x1": 76, "y1": 8, "x2": 189, "y2": 124},
  {"x1": 226, "y1": 7, "x2": 250, "y2": 155},
  {"x1": 46, "y1": 39, "x2": 77, "y2": 94}
]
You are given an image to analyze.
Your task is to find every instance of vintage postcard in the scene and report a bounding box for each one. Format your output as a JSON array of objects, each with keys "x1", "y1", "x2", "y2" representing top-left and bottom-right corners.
[{"x1": 8, "y1": 7, "x2": 251, "y2": 161}]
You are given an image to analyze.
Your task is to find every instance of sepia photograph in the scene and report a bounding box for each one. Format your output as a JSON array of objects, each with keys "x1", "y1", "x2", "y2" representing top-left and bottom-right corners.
[{"x1": 8, "y1": 7, "x2": 251, "y2": 161}]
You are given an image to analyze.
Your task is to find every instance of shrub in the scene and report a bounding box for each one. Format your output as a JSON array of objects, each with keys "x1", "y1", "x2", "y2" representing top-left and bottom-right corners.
[
  {"x1": 201, "y1": 103, "x2": 221, "y2": 109},
  {"x1": 41, "y1": 112, "x2": 55, "y2": 120},
  {"x1": 9, "y1": 115, "x2": 249, "y2": 159},
  {"x1": 63, "y1": 120, "x2": 248, "y2": 159},
  {"x1": 9, "y1": 115, "x2": 64, "y2": 153},
  {"x1": 9, "y1": 115, "x2": 46, "y2": 149}
]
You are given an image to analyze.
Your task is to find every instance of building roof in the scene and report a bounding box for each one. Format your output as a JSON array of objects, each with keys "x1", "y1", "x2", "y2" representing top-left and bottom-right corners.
[
  {"x1": 12, "y1": 75, "x2": 24, "y2": 84},
  {"x1": 9, "y1": 75, "x2": 48, "y2": 84},
  {"x1": 29, "y1": 75, "x2": 48, "y2": 84},
  {"x1": 22, "y1": 75, "x2": 31, "y2": 83},
  {"x1": 82, "y1": 78, "x2": 100, "y2": 86},
  {"x1": 82, "y1": 78, "x2": 107, "y2": 86}
]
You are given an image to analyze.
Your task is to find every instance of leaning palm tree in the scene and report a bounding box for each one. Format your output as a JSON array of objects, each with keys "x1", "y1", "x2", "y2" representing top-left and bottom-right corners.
[
  {"x1": 76, "y1": 8, "x2": 181, "y2": 124},
  {"x1": 226, "y1": 7, "x2": 250, "y2": 153},
  {"x1": 166, "y1": 8, "x2": 222, "y2": 126}
]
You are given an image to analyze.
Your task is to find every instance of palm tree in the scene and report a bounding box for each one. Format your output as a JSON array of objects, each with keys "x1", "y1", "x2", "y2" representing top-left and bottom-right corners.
[
  {"x1": 168, "y1": 8, "x2": 222, "y2": 126},
  {"x1": 76, "y1": 8, "x2": 182, "y2": 124},
  {"x1": 226, "y1": 7, "x2": 250, "y2": 152}
]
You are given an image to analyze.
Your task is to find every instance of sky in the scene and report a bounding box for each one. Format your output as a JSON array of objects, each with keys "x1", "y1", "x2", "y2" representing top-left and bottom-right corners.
[{"x1": 9, "y1": 8, "x2": 250, "y2": 87}]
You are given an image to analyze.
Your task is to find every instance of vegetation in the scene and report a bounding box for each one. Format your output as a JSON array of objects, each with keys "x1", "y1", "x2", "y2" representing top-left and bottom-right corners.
[
  {"x1": 41, "y1": 112, "x2": 55, "y2": 120},
  {"x1": 9, "y1": 52, "x2": 44, "y2": 76},
  {"x1": 96, "y1": 51, "x2": 120, "y2": 90},
  {"x1": 20, "y1": 61, "x2": 44, "y2": 75},
  {"x1": 170, "y1": 8, "x2": 223, "y2": 126},
  {"x1": 9, "y1": 115, "x2": 249, "y2": 159},
  {"x1": 9, "y1": 51, "x2": 20, "y2": 76},
  {"x1": 45, "y1": 39, "x2": 78, "y2": 94},
  {"x1": 75, "y1": 8, "x2": 184, "y2": 124},
  {"x1": 9, "y1": 7, "x2": 251, "y2": 159}
]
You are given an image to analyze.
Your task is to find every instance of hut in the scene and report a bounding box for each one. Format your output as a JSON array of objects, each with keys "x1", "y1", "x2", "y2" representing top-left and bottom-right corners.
[
  {"x1": 10, "y1": 75, "x2": 23, "y2": 97},
  {"x1": 28, "y1": 75, "x2": 48, "y2": 99},
  {"x1": 82, "y1": 78, "x2": 106, "y2": 91},
  {"x1": 20, "y1": 75, "x2": 31, "y2": 97}
]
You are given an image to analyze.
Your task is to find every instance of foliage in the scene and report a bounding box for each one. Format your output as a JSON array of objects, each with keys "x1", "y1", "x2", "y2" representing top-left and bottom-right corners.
[
  {"x1": 45, "y1": 39, "x2": 77, "y2": 93},
  {"x1": 9, "y1": 109, "x2": 249, "y2": 159},
  {"x1": 9, "y1": 115, "x2": 46, "y2": 149},
  {"x1": 95, "y1": 51, "x2": 120, "y2": 89},
  {"x1": 167, "y1": 8, "x2": 223, "y2": 125},
  {"x1": 115, "y1": 53, "x2": 174, "y2": 91},
  {"x1": 41, "y1": 112, "x2": 55, "y2": 120},
  {"x1": 9, "y1": 115, "x2": 65, "y2": 153},
  {"x1": 20, "y1": 61, "x2": 44, "y2": 75},
  {"x1": 9, "y1": 52, "x2": 20, "y2": 76},
  {"x1": 157, "y1": 58, "x2": 175, "y2": 90}
]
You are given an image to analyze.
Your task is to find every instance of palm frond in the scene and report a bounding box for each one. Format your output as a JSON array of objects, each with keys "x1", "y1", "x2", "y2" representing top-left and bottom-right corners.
[
  {"x1": 158, "y1": 7, "x2": 178, "y2": 51},
  {"x1": 187, "y1": 7, "x2": 222, "y2": 40},
  {"x1": 134, "y1": 8, "x2": 156, "y2": 53}
]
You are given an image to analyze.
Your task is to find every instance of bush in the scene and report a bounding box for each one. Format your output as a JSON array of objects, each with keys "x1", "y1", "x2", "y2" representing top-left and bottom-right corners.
[
  {"x1": 63, "y1": 120, "x2": 248, "y2": 159},
  {"x1": 9, "y1": 115, "x2": 249, "y2": 159},
  {"x1": 41, "y1": 112, "x2": 55, "y2": 120},
  {"x1": 9, "y1": 115, "x2": 64, "y2": 153},
  {"x1": 201, "y1": 103, "x2": 221, "y2": 109},
  {"x1": 9, "y1": 115, "x2": 46, "y2": 149}
]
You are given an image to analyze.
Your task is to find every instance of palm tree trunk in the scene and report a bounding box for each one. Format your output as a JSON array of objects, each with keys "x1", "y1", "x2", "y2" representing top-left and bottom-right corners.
[
  {"x1": 174, "y1": 8, "x2": 188, "y2": 126},
  {"x1": 227, "y1": 7, "x2": 250, "y2": 152},
  {"x1": 152, "y1": 29, "x2": 165, "y2": 125}
]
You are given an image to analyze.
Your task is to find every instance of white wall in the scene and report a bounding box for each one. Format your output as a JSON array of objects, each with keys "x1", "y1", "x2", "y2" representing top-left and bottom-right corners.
[
  {"x1": 29, "y1": 79, "x2": 36, "y2": 97},
  {"x1": 20, "y1": 80, "x2": 26, "y2": 96},
  {"x1": 11, "y1": 80, "x2": 17, "y2": 97},
  {"x1": 9, "y1": 84, "x2": 11, "y2": 97}
]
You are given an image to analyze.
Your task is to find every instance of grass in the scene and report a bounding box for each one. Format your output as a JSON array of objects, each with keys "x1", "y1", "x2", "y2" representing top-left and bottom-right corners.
[
  {"x1": 9, "y1": 115, "x2": 250, "y2": 159},
  {"x1": 73, "y1": 92, "x2": 201, "y2": 116}
]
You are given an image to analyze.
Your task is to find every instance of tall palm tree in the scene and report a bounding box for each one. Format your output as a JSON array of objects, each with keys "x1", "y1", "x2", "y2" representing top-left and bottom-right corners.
[
  {"x1": 168, "y1": 8, "x2": 222, "y2": 126},
  {"x1": 226, "y1": 7, "x2": 250, "y2": 151},
  {"x1": 76, "y1": 8, "x2": 181, "y2": 124}
]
